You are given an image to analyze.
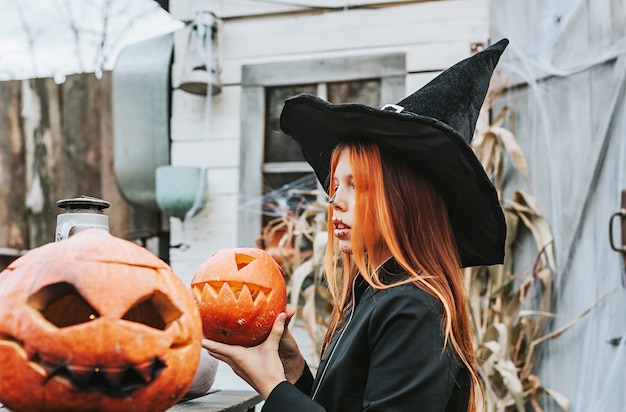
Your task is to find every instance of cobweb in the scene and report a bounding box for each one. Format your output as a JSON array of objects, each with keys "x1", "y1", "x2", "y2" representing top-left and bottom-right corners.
[{"x1": 239, "y1": 173, "x2": 322, "y2": 219}]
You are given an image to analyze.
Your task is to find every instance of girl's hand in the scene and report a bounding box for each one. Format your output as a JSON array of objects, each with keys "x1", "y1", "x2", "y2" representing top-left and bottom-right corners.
[
  {"x1": 203, "y1": 312, "x2": 294, "y2": 399},
  {"x1": 279, "y1": 307, "x2": 306, "y2": 384}
]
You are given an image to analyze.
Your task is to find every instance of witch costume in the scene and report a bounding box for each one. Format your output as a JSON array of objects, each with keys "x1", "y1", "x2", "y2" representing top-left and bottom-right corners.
[{"x1": 262, "y1": 39, "x2": 509, "y2": 412}]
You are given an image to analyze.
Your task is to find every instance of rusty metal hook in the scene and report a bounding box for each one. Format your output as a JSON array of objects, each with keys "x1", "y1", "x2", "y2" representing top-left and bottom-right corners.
[
  {"x1": 610, "y1": 190, "x2": 626, "y2": 287},
  {"x1": 609, "y1": 208, "x2": 626, "y2": 252}
]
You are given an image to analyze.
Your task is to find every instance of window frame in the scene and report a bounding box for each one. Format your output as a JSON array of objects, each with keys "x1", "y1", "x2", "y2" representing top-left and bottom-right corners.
[{"x1": 239, "y1": 53, "x2": 406, "y2": 246}]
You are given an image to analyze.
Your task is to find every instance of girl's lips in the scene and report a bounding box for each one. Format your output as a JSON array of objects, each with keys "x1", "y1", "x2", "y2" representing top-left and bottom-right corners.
[{"x1": 332, "y1": 218, "x2": 351, "y2": 239}]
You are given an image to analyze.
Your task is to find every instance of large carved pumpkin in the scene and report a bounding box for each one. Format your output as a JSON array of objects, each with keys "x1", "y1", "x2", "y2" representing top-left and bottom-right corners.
[
  {"x1": 191, "y1": 248, "x2": 287, "y2": 347},
  {"x1": 0, "y1": 229, "x2": 202, "y2": 412}
]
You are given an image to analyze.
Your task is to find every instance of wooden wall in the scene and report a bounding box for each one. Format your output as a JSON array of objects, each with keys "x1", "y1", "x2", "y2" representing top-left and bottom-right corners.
[
  {"x1": 0, "y1": 72, "x2": 156, "y2": 270},
  {"x1": 492, "y1": 1, "x2": 626, "y2": 410}
]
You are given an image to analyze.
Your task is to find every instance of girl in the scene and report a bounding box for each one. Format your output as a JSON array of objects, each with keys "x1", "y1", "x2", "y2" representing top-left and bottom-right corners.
[{"x1": 204, "y1": 39, "x2": 509, "y2": 412}]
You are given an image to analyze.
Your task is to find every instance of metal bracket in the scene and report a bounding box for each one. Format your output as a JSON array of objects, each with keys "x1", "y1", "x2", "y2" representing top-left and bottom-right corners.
[
  {"x1": 380, "y1": 103, "x2": 404, "y2": 113},
  {"x1": 609, "y1": 190, "x2": 626, "y2": 286}
]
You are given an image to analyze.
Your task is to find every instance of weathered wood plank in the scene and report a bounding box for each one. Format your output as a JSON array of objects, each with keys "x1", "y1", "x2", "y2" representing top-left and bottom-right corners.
[
  {"x1": 562, "y1": 57, "x2": 626, "y2": 274},
  {"x1": 23, "y1": 78, "x2": 60, "y2": 247},
  {"x1": 0, "y1": 80, "x2": 27, "y2": 251},
  {"x1": 169, "y1": 389, "x2": 261, "y2": 412},
  {"x1": 61, "y1": 74, "x2": 103, "y2": 200},
  {"x1": 171, "y1": 138, "x2": 239, "y2": 169},
  {"x1": 170, "y1": 87, "x2": 241, "y2": 142},
  {"x1": 220, "y1": 1, "x2": 487, "y2": 60},
  {"x1": 208, "y1": 39, "x2": 479, "y2": 85},
  {"x1": 172, "y1": 0, "x2": 476, "y2": 20}
]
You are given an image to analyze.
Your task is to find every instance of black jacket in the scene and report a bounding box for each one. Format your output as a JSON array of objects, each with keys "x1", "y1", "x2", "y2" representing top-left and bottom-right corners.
[{"x1": 263, "y1": 259, "x2": 470, "y2": 412}]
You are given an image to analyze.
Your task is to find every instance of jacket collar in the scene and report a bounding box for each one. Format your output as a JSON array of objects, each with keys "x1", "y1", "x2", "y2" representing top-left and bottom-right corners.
[{"x1": 354, "y1": 257, "x2": 409, "y2": 305}]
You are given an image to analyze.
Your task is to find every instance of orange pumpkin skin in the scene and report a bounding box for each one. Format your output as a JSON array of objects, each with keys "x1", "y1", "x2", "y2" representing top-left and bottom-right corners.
[
  {"x1": 191, "y1": 248, "x2": 287, "y2": 347},
  {"x1": 0, "y1": 229, "x2": 202, "y2": 412}
]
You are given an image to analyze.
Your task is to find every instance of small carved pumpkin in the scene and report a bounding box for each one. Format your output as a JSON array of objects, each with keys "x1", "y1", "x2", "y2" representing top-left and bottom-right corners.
[
  {"x1": 191, "y1": 248, "x2": 287, "y2": 347},
  {"x1": 0, "y1": 229, "x2": 202, "y2": 412}
]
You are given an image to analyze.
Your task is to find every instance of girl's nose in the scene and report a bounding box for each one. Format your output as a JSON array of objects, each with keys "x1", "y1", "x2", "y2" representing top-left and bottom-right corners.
[{"x1": 329, "y1": 192, "x2": 345, "y2": 211}]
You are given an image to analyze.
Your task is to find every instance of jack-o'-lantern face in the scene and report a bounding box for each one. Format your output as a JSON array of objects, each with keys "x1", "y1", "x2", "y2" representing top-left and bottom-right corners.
[
  {"x1": 191, "y1": 248, "x2": 286, "y2": 347},
  {"x1": 0, "y1": 229, "x2": 202, "y2": 412}
]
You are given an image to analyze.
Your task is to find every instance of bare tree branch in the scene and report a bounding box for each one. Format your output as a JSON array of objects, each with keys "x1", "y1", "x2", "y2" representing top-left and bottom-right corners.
[
  {"x1": 99, "y1": 1, "x2": 163, "y2": 69},
  {"x1": 11, "y1": 0, "x2": 40, "y2": 77},
  {"x1": 54, "y1": 0, "x2": 86, "y2": 73}
]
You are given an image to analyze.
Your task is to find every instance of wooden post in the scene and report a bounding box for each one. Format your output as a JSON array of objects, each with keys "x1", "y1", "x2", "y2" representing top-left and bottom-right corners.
[
  {"x1": 0, "y1": 80, "x2": 27, "y2": 251},
  {"x1": 22, "y1": 78, "x2": 59, "y2": 247}
]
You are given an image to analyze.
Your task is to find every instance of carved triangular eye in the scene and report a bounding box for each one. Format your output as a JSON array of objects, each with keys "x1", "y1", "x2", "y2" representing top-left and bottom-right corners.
[
  {"x1": 28, "y1": 282, "x2": 99, "y2": 328},
  {"x1": 235, "y1": 253, "x2": 256, "y2": 270},
  {"x1": 121, "y1": 291, "x2": 183, "y2": 331}
]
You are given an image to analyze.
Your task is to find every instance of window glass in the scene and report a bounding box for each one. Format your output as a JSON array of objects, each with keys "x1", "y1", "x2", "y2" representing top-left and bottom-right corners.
[
  {"x1": 264, "y1": 85, "x2": 316, "y2": 163},
  {"x1": 327, "y1": 79, "x2": 380, "y2": 105}
]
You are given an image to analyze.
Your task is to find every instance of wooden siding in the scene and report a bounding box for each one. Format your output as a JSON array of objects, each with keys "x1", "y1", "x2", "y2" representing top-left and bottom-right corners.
[
  {"x1": 492, "y1": 1, "x2": 626, "y2": 410},
  {"x1": 171, "y1": 0, "x2": 442, "y2": 19}
]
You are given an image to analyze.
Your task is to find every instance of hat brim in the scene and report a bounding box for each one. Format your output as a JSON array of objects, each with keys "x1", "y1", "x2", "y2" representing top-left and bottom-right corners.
[{"x1": 280, "y1": 93, "x2": 506, "y2": 268}]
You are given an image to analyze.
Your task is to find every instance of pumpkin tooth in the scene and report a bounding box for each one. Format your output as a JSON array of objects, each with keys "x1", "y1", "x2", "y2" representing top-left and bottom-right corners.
[
  {"x1": 38, "y1": 351, "x2": 65, "y2": 373},
  {"x1": 25, "y1": 344, "x2": 38, "y2": 361},
  {"x1": 41, "y1": 360, "x2": 63, "y2": 377},
  {"x1": 102, "y1": 366, "x2": 128, "y2": 388},
  {"x1": 218, "y1": 282, "x2": 237, "y2": 302},
  {"x1": 238, "y1": 284, "x2": 254, "y2": 306},
  {"x1": 134, "y1": 357, "x2": 166, "y2": 383},
  {"x1": 192, "y1": 285, "x2": 203, "y2": 301},
  {"x1": 66, "y1": 364, "x2": 95, "y2": 387},
  {"x1": 134, "y1": 361, "x2": 155, "y2": 383}
]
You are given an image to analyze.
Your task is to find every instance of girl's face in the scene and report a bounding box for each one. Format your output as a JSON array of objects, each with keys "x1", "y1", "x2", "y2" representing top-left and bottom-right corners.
[{"x1": 330, "y1": 149, "x2": 356, "y2": 255}]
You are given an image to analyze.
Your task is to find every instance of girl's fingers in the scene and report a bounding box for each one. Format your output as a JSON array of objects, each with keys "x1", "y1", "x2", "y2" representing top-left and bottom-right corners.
[{"x1": 202, "y1": 339, "x2": 238, "y2": 359}]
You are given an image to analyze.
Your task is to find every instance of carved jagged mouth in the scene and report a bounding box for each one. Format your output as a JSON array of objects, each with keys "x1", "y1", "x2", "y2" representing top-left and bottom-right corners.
[
  {"x1": 0, "y1": 333, "x2": 167, "y2": 397},
  {"x1": 0, "y1": 333, "x2": 167, "y2": 395},
  {"x1": 32, "y1": 350, "x2": 166, "y2": 395},
  {"x1": 192, "y1": 281, "x2": 271, "y2": 303},
  {"x1": 42, "y1": 357, "x2": 166, "y2": 394}
]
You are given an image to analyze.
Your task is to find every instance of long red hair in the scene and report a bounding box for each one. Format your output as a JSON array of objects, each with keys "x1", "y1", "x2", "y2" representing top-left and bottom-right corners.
[{"x1": 322, "y1": 142, "x2": 481, "y2": 411}]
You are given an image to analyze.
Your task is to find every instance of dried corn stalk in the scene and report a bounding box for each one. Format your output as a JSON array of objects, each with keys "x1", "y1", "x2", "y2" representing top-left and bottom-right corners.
[
  {"x1": 256, "y1": 192, "x2": 332, "y2": 364},
  {"x1": 469, "y1": 106, "x2": 569, "y2": 412}
]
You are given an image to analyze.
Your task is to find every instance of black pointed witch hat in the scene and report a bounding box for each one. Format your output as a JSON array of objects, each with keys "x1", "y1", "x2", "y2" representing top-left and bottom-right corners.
[{"x1": 279, "y1": 39, "x2": 509, "y2": 267}]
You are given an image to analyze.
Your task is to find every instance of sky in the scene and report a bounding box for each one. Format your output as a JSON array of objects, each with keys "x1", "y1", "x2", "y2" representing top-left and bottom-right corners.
[{"x1": 0, "y1": 0, "x2": 184, "y2": 82}]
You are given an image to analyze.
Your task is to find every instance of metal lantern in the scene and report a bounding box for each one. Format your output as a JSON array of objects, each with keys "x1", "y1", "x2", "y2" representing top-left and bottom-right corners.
[{"x1": 179, "y1": 10, "x2": 222, "y2": 96}]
